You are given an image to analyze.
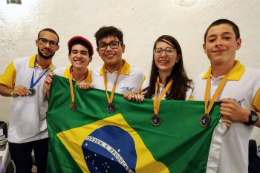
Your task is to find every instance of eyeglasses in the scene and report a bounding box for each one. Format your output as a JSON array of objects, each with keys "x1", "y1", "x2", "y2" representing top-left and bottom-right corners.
[
  {"x1": 38, "y1": 38, "x2": 58, "y2": 48},
  {"x1": 153, "y1": 48, "x2": 176, "y2": 56},
  {"x1": 98, "y1": 41, "x2": 122, "y2": 51}
]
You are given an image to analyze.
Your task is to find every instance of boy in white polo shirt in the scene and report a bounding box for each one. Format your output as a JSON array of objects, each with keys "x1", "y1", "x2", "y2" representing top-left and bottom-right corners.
[
  {"x1": 0, "y1": 28, "x2": 59, "y2": 173},
  {"x1": 92, "y1": 26, "x2": 144, "y2": 113},
  {"x1": 44, "y1": 36, "x2": 94, "y2": 99},
  {"x1": 192, "y1": 19, "x2": 260, "y2": 173}
]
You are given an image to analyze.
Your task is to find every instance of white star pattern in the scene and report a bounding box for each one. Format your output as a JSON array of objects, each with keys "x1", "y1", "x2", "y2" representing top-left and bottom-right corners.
[{"x1": 118, "y1": 149, "x2": 121, "y2": 152}]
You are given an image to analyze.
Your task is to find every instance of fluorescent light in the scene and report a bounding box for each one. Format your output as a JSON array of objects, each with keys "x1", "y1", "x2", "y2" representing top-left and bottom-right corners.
[{"x1": 6, "y1": 0, "x2": 22, "y2": 4}]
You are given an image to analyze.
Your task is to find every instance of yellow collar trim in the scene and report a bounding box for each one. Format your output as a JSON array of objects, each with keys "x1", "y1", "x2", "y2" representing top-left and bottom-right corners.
[
  {"x1": 202, "y1": 60, "x2": 245, "y2": 81},
  {"x1": 29, "y1": 54, "x2": 53, "y2": 69},
  {"x1": 99, "y1": 59, "x2": 131, "y2": 75},
  {"x1": 64, "y1": 65, "x2": 92, "y2": 83}
]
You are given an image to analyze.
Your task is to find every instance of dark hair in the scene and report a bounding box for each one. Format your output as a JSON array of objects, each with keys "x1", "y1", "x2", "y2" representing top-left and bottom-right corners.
[
  {"x1": 38, "y1": 28, "x2": 59, "y2": 44},
  {"x1": 204, "y1": 19, "x2": 240, "y2": 43},
  {"x1": 143, "y1": 35, "x2": 192, "y2": 100},
  {"x1": 68, "y1": 40, "x2": 92, "y2": 57},
  {"x1": 94, "y1": 26, "x2": 123, "y2": 47}
]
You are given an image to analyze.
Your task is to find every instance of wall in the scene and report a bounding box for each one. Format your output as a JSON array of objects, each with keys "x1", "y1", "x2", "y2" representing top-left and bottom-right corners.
[{"x1": 0, "y1": 0, "x2": 260, "y2": 140}]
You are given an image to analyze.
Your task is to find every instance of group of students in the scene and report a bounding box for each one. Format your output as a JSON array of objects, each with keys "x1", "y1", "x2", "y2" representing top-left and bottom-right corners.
[{"x1": 0, "y1": 18, "x2": 259, "y2": 173}]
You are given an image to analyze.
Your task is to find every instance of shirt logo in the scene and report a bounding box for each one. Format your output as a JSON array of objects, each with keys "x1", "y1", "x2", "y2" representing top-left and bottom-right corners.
[
  {"x1": 228, "y1": 98, "x2": 245, "y2": 106},
  {"x1": 121, "y1": 87, "x2": 134, "y2": 93}
]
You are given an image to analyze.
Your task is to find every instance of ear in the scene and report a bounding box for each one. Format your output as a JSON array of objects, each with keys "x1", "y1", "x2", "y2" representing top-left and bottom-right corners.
[
  {"x1": 68, "y1": 54, "x2": 71, "y2": 61},
  {"x1": 96, "y1": 48, "x2": 101, "y2": 56},
  {"x1": 121, "y1": 44, "x2": 125, "y2": 53},
  {"x1": 89, "y1": 56, "x2": 93, "y2": 64},
  {"x1": 236, "y1": 38, "x2": 242, "y2": 50},
  {"x1": 36, "y1": 39, "x2": 39, "y2": 46},
  {"x1": 176, "y1": 55, "x2": 180, "y2": 63},
  {"x1": 55, "y1": 45, "x2": 60, "y2": 51},
  {"x1": 203, "y1": 43, "x2": 207, "y2": 54}
]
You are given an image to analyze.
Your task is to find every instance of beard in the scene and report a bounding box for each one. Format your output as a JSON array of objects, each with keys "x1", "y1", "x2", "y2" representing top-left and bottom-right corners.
[{"x1": 38, "y1": 48, "x2": 55, "y2": 59}]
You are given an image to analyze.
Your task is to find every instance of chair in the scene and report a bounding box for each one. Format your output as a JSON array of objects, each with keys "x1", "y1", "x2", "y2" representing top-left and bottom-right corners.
[
  {"x1": 5, "y1": 160, "x2": 16, "y2": 173},
  {"x1": 248, "y1": 139, "x2": 260, "y2": 173}
]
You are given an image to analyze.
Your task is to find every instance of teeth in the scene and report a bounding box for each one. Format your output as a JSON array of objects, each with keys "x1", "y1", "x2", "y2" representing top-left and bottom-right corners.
[
  {"x1": 106, "y1": 55, "x2": 114, "y2": 57},
  {"x1": 159, "y1": 61, "x2": 168, "y2": 63}
]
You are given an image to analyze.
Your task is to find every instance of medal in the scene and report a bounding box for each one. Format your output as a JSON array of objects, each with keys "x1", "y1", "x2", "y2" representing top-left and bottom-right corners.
[
  {"x1": 151, "y1": 114, "x2": 161, "y2": 126},
  {"x1": 152, "y1": 77, "x2": 173, "y2": 126},
  {"x1": 103, "y1": 62, "x2": 124, "y2": 113},
  {"x1": 202, "y1": 64, "x2": 235, "y2": 127},
  {"x1": 70, "y1": 102, "x2": 77, "y2": 111},
  {"x1": 69, "y1": 67, "x2": 88, "y2": 112},
  {"x1": 107, "y1": 103, "x2": 115, "y2": 113},
  {"x1": 28, "y1": 88, "x2": 36, "y2": 97},
  {"x1": 200, "y1": 114, "x2": 211, "y2": 127},
  {"x1": 29, "y1": 55, "x2": 49, "y2": 97}
]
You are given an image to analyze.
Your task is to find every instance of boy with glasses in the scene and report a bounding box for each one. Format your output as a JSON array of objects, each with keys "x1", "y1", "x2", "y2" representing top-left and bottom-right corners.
[
  {"x1": 92, "y1": 26, "x2": 144, "y2": 113},
  {"x1": 0, "y1": 28, "x2": 59, "y2": 173},
  {"x1": 192, "y1": 19, "x2": 260, "y2": 173}
]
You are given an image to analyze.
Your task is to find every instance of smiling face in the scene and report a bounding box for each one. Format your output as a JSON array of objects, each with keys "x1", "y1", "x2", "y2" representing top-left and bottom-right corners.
[
  {"x1": 68, "y1": 44, "x2": 92, "y2": 70},
  {"x1": 203, "y1": 24, "x2": 241, "y2": 66},
  {"x1": 36, "y1": 31, "x2": 59, "y2": 59},
  {"x1": 96, "y1": 36, "x2": 125, "y2": 70},
  {"x1": 154, "y1": 41, "x2": 179, "y2": 74}
]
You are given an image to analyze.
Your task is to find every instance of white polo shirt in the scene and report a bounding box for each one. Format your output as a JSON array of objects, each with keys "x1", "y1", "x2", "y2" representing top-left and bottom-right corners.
[
  {"x1": 91, "y1": 59, "x2": 145, "y2": 94},
  {"x1": 53, "y1": 65, "x2": 92, "y2": 83},
  {"x1": 0, "y1": 55, "x2": 55, "y2": 143},
  {"x1": 142, "y1": 79, "x2": 193, "y2": 100},
  {"x1": 192, "y1": 60, "x2": 260, "y2": 173}
]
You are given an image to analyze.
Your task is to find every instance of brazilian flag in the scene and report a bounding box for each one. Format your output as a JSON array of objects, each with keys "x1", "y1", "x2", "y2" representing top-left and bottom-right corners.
[{"x1": 46, "y1": 75, "x2": 225, "y2": 173}]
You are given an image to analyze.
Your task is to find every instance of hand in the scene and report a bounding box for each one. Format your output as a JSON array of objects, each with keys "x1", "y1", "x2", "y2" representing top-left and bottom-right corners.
[
  {"x1": 220, "y1": 98, "x2": 249, "y2": 122},
  {"x1": 78, "y1": 82, "x2": 94, "y2": 90},
  {"x1": 44, "y1": 72, "x2": 55, "y2": 92},
  {"x1": 221, "y1": 116, "x2": 232, "y2": 129},
  {"x1": 13, "y1": 85, "x2": 29, "y2": 97},
  {"x1": 123, "y1": 91, "x2": 144, "y2": 102}
]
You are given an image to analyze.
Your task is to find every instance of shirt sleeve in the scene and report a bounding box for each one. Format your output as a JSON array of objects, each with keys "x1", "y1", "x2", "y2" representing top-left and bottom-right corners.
[
  {"x1": 139, "y1": 76, "x2": 146, "y2": 94},
  {"x1": 253, "y1": 88, "x2": 260, "y2": 111},
  {"x1": 0, "y1": 61, "x2": 16, "y2": 89}
]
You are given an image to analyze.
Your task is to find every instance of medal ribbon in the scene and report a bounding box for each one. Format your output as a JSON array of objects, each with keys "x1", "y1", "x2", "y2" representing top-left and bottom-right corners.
[
  {"x1": 30, "y1": 56, "x2": 49, "y2": 89},
  {"x1": 69, "y1": 69, "x2": 88, "y2": 103},
  {"x1": 103, "y1": 64, "x2": 123, "y2": 104},
  {"x1": 204, "y1": 66, "x2": 234, "y2": 115},
  {"x1": 154, "y1": 77, "x2": 173, "y2": 115}
]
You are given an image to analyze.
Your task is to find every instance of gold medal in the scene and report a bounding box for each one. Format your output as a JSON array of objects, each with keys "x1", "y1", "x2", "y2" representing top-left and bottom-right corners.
[
  {"x1": 103, "y1": 62, "x2": 123, "y2": 114},
  {"x1": 202, "y1": 64, "x2": 235, "y2": 127},
  {"x1": 69, "y1": 102, "x2": 77, "y2": 111},
  {"x1": 69, "y1": 67, "x2": 88, "y2": 112},
  {"x1": 200, "y1": 114, "x2": 211, "y2": 127},
  {"x1": 107, "y1": 103, "x2": 115, "y2": 113},
  {"x1": 152, "y1": 77, "x2": 173, "y2": 126},
  {"x1": 151, "y1": 114, "x2": 161, "y2": 126}
]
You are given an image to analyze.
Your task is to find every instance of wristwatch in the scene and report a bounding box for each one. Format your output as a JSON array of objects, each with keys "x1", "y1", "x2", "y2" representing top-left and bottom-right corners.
[{"x1": 244, "y1": 110, "x2": 259, "y2": 125}]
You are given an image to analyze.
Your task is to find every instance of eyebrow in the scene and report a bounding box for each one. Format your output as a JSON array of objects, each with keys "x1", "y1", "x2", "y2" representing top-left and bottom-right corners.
[{"x1": 208, "y1": 32, "x2": 233, "y2": 38}]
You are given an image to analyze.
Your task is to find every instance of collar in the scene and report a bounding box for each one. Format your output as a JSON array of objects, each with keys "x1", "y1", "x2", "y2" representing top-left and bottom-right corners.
[
  {"x1": 29, "y1": 54, "x2": 54, "y2": 69},
  {"x1": 99, "y1": 59, "x2": 131, "y2": 75},
  {"x1": 202, "y1": 60, "x2": 245, "y2": 81},
  {"x1": 64, "y1": 65, "x2": 92, "y2": 83}
]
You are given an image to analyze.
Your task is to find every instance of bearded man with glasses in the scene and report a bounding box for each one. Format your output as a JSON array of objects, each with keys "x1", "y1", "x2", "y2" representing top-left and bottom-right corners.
[{"x1": 0, "y1": 28, "x2": 59, "y2": 173}]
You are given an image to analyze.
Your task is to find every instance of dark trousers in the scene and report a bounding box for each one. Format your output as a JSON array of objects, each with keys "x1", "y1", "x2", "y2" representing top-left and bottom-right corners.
[{"x1": 9, "y1": 138, "x2": 48, "y2": 173}]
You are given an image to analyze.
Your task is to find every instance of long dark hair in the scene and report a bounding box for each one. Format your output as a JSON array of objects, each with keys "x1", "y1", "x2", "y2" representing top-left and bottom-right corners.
[{"x1": 143, "y1": 35, "x2": 192, "y2": 100}]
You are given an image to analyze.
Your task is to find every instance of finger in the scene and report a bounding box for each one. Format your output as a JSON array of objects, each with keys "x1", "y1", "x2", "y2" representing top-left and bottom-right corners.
[
  {"x1": 89, "y1": 85, "x2": 94, "y2": 88},
  {"x1": 226, "y1": 123, "x2": 231, "y2": 129},
  {"x1": 123, "y1": 92, "x2": 130, "y2": 98}
]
